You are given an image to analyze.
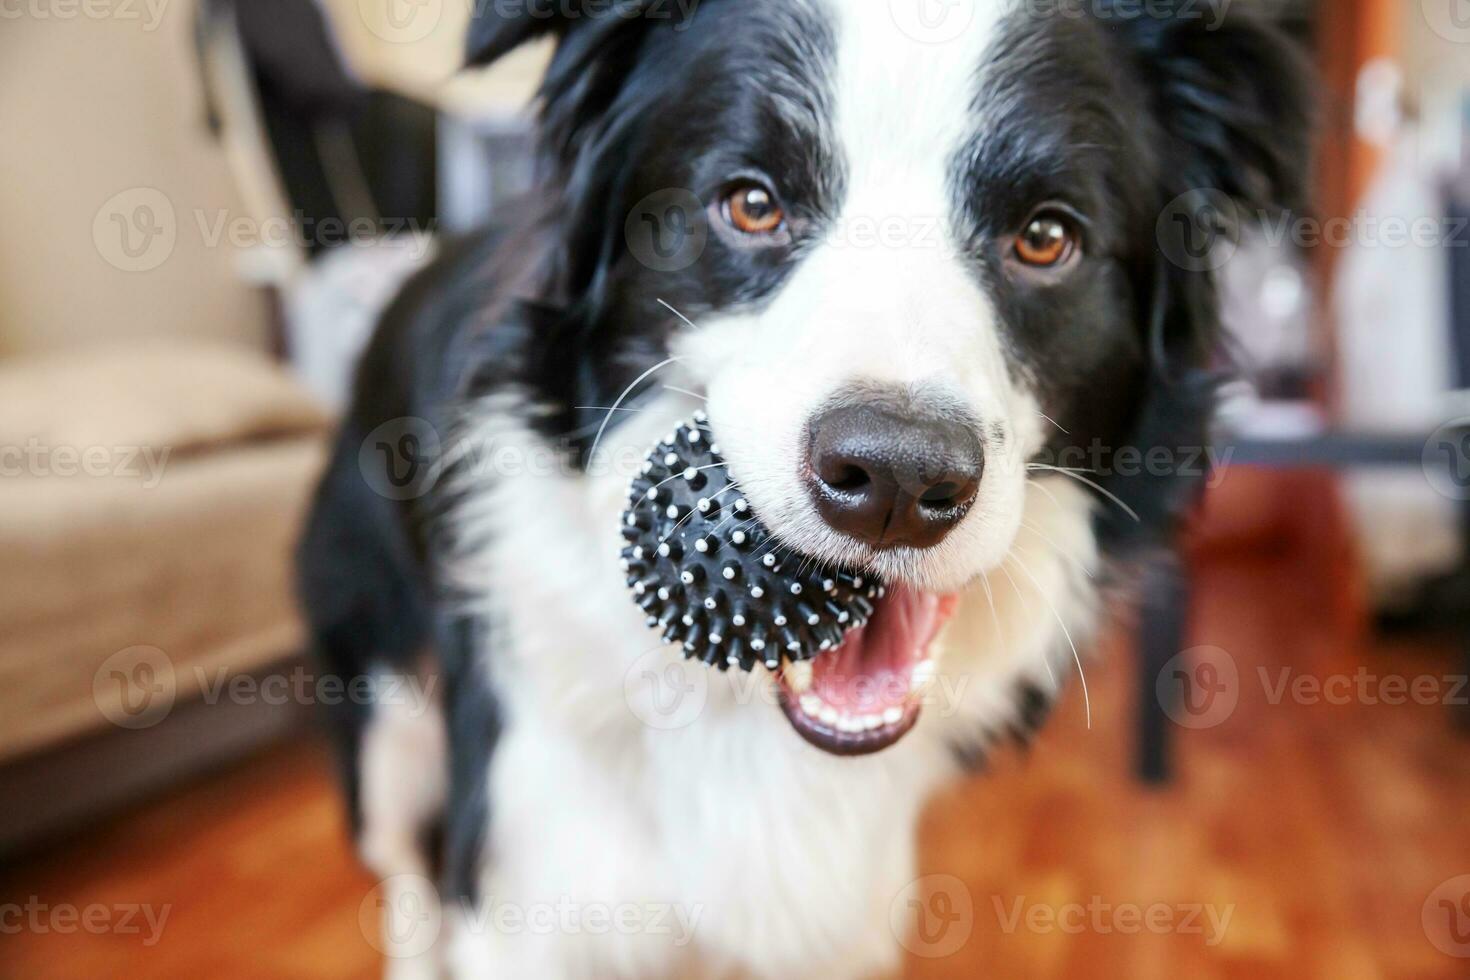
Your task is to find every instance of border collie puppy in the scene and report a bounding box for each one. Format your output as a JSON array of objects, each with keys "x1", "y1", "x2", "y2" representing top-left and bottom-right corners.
[{"x1": 298, "y1": 1, "x2": 1308, "y2": 976}]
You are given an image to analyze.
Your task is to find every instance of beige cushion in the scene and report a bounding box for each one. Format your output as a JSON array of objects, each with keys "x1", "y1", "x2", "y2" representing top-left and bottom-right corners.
[
  {"x1": 0, "y1": 342, "x2": 329, "y2": 457},
  {"x1": 0, "y1": 345, "x2": 332, "y2": 761}
]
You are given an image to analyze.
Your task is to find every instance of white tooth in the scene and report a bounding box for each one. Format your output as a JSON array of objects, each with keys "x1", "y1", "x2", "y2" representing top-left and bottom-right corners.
[
  {"x1": 882, "y1": 707, "x2": 904, "y2": 726},
  {"x1": 784, "y1": 660, "x2": 813, "y2": 694},
  {"x1": 910, "y1": 659, "x2": 937, "y2": 694},
  {"x1": 840, "y1": 716, "x2": 863, "y2": 734},
  {"x1": 819, "y1": 707, "x2": 839, "y2": 727},
  {"x1": 864, "y1": 715, "x2": 884, "y2": 731},
  {"x1": 800, "y1": 695, "x2": 822, "y2": 717}
]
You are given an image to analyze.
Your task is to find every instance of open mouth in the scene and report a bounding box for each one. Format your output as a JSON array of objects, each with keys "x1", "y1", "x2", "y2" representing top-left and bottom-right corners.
[
  {"x1": 621, "y1": 416, "x2": 961, "y2": 757},
  {"x1": 775, "y1": 586, "x2": 957, "y2": 756}
]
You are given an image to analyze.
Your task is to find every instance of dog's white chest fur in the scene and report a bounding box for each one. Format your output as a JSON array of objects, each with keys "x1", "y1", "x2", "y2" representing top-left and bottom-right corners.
[{"x1": 443, "y1": 397, "x2": 1098, "y2": 979}]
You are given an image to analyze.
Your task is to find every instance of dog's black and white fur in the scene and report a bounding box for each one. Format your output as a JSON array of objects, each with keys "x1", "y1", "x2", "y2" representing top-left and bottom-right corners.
[{"x1": 298, "y1": 1, "x2": 1308, "y2": 975}]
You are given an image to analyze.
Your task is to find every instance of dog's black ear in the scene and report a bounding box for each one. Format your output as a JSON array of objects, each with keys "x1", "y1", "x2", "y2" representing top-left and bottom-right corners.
[
  {"x1": 464, "y1": 1, "x2": 688, "y2": 172},
  {"x1": 1089, "y1": 3, "x2": 1314, "y2": 550},
  {"x1": 464, "y1": 1, "x2": 565, "y2": 66},
  {"x1": 1097, "y1": 0, "x2": 1313, "y2": 369},
  {"x1": 465, "y1": 1, "x2": 684, "y2": 68},
  {"x1": 465, "y1": 14, "x2": 543, "y2": 68},
  {"x1": 1102, "y1": 0, "x2": 1313, "y2": 211}
]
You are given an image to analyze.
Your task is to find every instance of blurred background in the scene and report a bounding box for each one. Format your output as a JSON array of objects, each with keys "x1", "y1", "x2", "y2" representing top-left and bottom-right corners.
[{"x1": 1, "y1": 0, "x2": 1468, "y2": 977}]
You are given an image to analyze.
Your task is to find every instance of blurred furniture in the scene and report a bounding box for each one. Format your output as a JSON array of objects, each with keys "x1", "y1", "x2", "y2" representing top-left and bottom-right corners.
[
  {"x1": 1138, "y1": 2, "x2": 1470, "y2": 780},
  {"x1": 1142, "y1": 167, "x2": 1470, "y2": 778},
  {"x1": 196, "y1": 0, "x2": 438, "y2": 268},
  {"x1": 0, "y1": 0, "x2": 272, "y2": 357},
  {"x1": 0, "y1": 344, "x2": 329, "y2": 855},
  {"x1": 195, "y1": 0, "x2": 445, "y2": 409},
  {"x1": 1140, "y1": 426, "x2": 1470, "y2": 781},
  {"x1": 195, "y1": 0, "x2": 542, "y2": 412}
]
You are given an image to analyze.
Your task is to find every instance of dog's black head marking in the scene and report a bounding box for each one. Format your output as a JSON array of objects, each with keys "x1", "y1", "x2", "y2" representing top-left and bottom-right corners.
[{"x1": 461, "y1": 3, "x2": 1310, "y2": 553}]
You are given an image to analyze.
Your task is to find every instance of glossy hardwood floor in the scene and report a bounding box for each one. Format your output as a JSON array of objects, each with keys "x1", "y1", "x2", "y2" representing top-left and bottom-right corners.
[{"x1": 4, "y1": 552, "x2": 1468, "y2": 979}]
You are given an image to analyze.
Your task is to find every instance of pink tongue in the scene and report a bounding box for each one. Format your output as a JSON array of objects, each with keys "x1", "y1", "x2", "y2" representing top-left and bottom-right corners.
[{"x1": 808, "y1": 587, "x2": 954, "y2": 714}]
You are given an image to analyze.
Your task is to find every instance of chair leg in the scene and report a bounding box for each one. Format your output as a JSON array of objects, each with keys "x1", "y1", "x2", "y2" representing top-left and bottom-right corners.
[
  {"x1": 1460, "y1": 502, "x2": 1470, "y2": 733},
  {"x1": 1138, "y1": 555, "x2": 1190, "y2": 783}
]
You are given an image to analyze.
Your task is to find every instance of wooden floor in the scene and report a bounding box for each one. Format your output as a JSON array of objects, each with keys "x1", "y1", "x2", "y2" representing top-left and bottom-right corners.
[{"x1": 4, "y1": 552, "x2": 1468, "y2": 979}]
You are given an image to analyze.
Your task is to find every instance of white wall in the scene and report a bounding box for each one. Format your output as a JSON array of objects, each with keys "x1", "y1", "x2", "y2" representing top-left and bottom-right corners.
[{"x1": 0, "y1": 0, "x2": 270, "y2": 356}]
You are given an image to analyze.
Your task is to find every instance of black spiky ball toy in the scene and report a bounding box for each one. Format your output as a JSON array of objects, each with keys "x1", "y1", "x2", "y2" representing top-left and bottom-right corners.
[{"x1": 621, "y1": 411, "x2": 882, "y2": 672}]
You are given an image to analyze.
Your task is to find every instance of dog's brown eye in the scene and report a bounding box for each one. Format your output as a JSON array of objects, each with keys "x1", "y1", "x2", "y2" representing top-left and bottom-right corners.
[
  {"x1": 1014, "y1": 213, "x2": 1078, "y2": 268},
  {"x1": 722, "y1": 183, "x2": 785, "y2": 236}
]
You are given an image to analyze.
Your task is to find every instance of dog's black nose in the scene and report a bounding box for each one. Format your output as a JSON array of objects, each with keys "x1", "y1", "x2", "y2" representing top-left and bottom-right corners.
[{"x1": 805, "y1": 404, "x2": 982, "y2": 549}]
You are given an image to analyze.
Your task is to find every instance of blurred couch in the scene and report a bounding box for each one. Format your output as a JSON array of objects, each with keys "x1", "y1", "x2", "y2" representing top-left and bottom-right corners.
[
  {"x1": 0, "y1": 343, "x2": 329, "y2": 855},
  {"x1": 0, "y1": 0, "x2": 348, "y2": 857},
  {"x1": 0, "y1": 0, "x2": 547, "y2": 857}
]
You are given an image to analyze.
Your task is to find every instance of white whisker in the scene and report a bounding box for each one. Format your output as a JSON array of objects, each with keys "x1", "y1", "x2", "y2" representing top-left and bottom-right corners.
[
  {"x1": 658, "y1": 298, "x2": 700, "y2": 331},
  {"x1": 588, "y1": 354, "x2": 684, "y2": 465},
  {"x1": 1028, "y1": 466, "x2": 1139, "y2": 523},
  {"x1": 982, "y1": 571, "x2": 1045, "y2": 684},
  {"x1": 1026, "y1": 477, "x2": 1063, "y2": 509},
  {"x1": 1037, "y1": 412, "x2": 1069, "y2": 435},
  {"x1": 1007, "y1": 549, "x2": 1091, "y2": 730},
  {"x1": 663, "y1": 385, "x2": 707, "y2": 402},
  {"x1": 647, "y1": 463, "x2": 728, "y2": 493},
  {"x1": 1018, "y1": 520, "x2": 1094, "y2": 580}
]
